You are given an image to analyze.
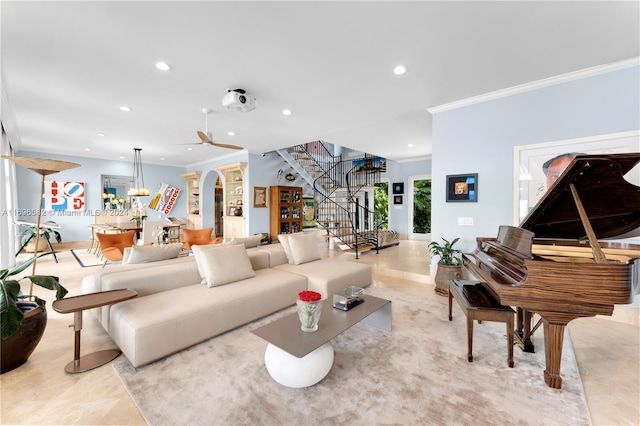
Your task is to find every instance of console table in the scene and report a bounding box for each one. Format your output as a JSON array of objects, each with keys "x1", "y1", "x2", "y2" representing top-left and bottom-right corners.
[{"x1": 53, "y1": 289, "x2": 137, "y2": 373}]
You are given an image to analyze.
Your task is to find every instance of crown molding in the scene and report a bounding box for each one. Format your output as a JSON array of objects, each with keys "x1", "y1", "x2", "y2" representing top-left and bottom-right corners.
[
  {"x1": 427, "y1": 57, "x2": 640, "y2": 115},
  {"x1": 396, "y1": 155, "x2": 431, "y2": 163}
]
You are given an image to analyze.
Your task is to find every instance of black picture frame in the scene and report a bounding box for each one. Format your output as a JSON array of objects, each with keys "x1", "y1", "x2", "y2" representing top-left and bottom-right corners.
[
  {"x1": 393, "y1": 182, "x2": 404, "y2": 194},
  {"x1": 393, "y1": 195, "x2": 403, "y2": 205},
  {"x1": 446, "y1": 173, "x2": 478, "y2": 202}
]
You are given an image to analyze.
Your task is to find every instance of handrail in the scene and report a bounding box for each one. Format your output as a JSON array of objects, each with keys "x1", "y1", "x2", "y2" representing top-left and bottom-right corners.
[{"x1": 284, "y1": 142, "x2": 384, "y2": 259}]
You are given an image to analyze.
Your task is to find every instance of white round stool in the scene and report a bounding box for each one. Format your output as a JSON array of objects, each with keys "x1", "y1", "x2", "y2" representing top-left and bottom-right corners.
[{"x1": 264, "y1": 342, "x2": 334, "y2": 388}]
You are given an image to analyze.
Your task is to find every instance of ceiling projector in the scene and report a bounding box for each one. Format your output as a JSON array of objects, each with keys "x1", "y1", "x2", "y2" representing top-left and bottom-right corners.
[{"x1": 222, "y1": 88, "x2": 257, "y2": 112}]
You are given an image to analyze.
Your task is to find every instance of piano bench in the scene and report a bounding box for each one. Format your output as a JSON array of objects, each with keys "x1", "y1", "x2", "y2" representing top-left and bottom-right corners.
[{"x1": 448, "y1": 279, "x2": 516, "y2": 368}]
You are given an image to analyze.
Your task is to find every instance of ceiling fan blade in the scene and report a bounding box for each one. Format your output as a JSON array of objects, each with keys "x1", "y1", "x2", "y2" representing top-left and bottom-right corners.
[
  {"x1": 197, "y1": 130, "x2": 210, "y2": 143},
  {"x1": 211, "y1": 142, "x2": 244, "y2": 150},
  {"x1": 178, "y1": 142, "x2": 205, "y2": 145},
  {"x1": 196, "y1": 129, "x2": 243, "y2": 150}
]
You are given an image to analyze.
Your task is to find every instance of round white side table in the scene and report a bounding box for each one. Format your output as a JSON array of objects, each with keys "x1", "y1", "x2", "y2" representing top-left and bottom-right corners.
[{"x1": 264, "y1": 342, "x2": 334, "y2": 388}]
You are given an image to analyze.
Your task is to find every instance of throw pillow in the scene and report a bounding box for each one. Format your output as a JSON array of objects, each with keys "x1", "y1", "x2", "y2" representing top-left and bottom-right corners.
[
  {"x1": 278, "y1": 234, "x2": 294, "y2": 264},
  {"x1": 191, "y1": 244, "x2": 225, "y2": 284},
  {"x1": 229, "y1": 234, "x2": 263, "y2": 248},
  {"x1": 123, "y1": 243, "x2": 183, "y2": 265},
  {"x1": 287, "y1": 232, "x2": 321, "y2": 265},
  {"x1": 221, "y1": 239, "x2": 243, "y2": 247},
  {"x1": 192, "y1": 244, "x2": 256, "y2": 287}
]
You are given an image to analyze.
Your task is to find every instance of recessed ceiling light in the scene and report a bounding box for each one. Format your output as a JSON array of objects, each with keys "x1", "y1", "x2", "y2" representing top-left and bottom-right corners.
[
  {"x1": 84, "y1": 148, "x2": 91, "y2": 151},
  {"x1": 187, "y1": 147, "x2": 193, "y2": 151},
  {"x1": 282, "y1": 109, "x2": 292, "y2": 116},
  {"x1": 160, "y1": 157, "x2": 165, "y2": 161},
  {"x1": 393, "y1": 65, "x2": 407, "y2": 75},
  {"x1": 408, "y1": 143, "x2": 414, "y2": 148},
  {"x1": 155, "y1": 61, "x2": 172, "y2": 71},
  {"x1": 227, "y1": 132, "x2": 235, "y2": 136},
  {"x1": 119, "y1": 156, "x2": 125, "y2": 159},
  {"x1": 97, "y1": 133, "x2": 106, "y2": 137},
  {"x1": 119, "y1": 106, "x2": 132, "y2": 112}
]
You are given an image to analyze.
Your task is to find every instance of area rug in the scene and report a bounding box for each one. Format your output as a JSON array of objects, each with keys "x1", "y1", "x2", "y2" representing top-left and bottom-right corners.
[
  {"x1": 113, "y1": 287, "x2": 590, "y2": 426},
  {"x1": 70, "y1": 248, "x2": 103, "y2": 267}
]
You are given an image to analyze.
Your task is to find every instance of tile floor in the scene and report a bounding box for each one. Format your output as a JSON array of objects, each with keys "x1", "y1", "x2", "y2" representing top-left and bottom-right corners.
[{"x1": 1, "y1": 240, "x2": 638, "y2": 425}]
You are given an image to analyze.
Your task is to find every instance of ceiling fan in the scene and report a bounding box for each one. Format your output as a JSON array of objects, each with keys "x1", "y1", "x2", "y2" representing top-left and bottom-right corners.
[{"x1": 181, "y1": 108, "x2": 244, "y2": 150}]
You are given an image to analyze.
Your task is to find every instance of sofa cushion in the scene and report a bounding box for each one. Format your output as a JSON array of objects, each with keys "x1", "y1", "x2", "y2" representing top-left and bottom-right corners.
[
  {"x1": 193, "y1": 244, "x2": 256, "y2": 287},
  {"x1": 255, "y1": 244, "x2": 288, "y2": 267},
  {"x1": 122, "y1": 243, "x2": 183, "y2": 265},
  {"x1": 286, "y1": 232, "x2": 321, "y2": 265},
  {"x1": 108, "y1": 268, "x2": 307, "y2": 367},
  {"x1": 274, "y1": 259, "x2": 372, "y2": 299}
]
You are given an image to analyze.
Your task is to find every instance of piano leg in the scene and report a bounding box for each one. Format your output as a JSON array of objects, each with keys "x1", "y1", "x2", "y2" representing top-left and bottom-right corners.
[
  {"x1": 515, "y1": 308, "x2": 535, "y2": 353},
  {"x1": 542, "y1": 320, "x2": 566, "y2": 389}
]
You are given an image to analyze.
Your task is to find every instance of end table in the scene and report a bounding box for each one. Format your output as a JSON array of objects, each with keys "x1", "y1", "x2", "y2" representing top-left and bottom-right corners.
[{"x1": 52, "y1": 289, "x2": 137, "y2": 373}]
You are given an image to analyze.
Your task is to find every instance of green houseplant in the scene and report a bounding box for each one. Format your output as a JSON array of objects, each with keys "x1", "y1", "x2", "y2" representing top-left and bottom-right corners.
[
  {"x1": 1, "y1": 252, "x2": 68, "y2": 373},
  {"x1": 428, "y1": 237, "x2": 461, "y2": 266},
  {"x1": 18, "y1": 221, "x2": 62, "y2": 253},
  {"x1": 428, "y1": 237, "x2": 462, "y2": 296}
]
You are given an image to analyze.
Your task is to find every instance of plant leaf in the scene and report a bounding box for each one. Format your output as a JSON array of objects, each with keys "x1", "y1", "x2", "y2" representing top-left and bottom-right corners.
[
  {"x1": 6, "y1": 252, "x2": 54, "y2": 277},
  {"x1": 0, "y1": 280, "x2": 25, "y2": 340},
  {"x1": 26, "y1": 275, "x2": 68, "y2": 300}
]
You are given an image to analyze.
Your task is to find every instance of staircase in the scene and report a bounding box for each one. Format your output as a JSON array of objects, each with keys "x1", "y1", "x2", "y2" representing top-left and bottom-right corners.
[{"x1": 276, "y1": 141, "x2": 385, "y2": 258}]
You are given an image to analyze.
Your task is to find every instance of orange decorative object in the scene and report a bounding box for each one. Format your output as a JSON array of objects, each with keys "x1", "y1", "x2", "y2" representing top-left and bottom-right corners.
[
  {"x1": 182, "y1": 228, "x2": 220, "y2": 250},
  {"x1": 96, "y1": 230, "x2": 136, "y2": 267}
]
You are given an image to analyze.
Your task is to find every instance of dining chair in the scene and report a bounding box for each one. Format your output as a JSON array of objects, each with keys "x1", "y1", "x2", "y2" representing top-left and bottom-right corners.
[
  {"x1": 96, "y1": 230, "x2": 136, "y2": 267},
  {"x1": 93, "y1": 225, "x2": 121, "y2": 257},
  {"x1": 139, "y1": 220, "x2": 166, "y2": 245}
]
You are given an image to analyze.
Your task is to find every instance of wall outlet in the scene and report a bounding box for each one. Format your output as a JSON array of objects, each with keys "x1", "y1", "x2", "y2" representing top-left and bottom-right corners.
[{"x1": 458, "y1": 217, "x2": 473, "y2": 226}]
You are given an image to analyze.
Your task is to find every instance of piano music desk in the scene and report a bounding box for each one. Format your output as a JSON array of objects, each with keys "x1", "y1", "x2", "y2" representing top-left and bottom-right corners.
[{"x1": 448, "y1": 279, "x2": 516, "y2": 368}]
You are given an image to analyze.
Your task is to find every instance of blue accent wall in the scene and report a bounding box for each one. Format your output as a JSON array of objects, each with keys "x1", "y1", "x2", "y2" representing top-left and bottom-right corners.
[
  {"x1": 12, "y1": 147, "x2": 430, "y2": 243},
  {"x1": 431, "y1": 65, "x2": 640, "y2": 258},
  {"x1": 14, "y1": 151, "x2": 187, "y2": 242}
]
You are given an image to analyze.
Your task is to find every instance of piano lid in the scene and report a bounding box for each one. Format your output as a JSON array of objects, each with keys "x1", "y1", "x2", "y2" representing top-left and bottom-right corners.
[{"x1": 520, "y1": 152, "x2": 640, "y2": 240}]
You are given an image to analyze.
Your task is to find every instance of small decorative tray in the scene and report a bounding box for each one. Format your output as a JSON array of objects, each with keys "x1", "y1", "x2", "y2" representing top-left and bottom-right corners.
[{"x1": 333, "y1": 286, "x2": 365, "y2": 311}]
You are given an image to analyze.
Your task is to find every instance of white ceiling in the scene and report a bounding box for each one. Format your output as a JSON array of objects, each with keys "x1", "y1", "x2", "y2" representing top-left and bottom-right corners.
[{"x1": 2, "y1": 1, "x2": 639, "y2": 167}]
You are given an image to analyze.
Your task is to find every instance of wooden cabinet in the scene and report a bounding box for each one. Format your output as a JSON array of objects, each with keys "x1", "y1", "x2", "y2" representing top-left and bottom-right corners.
[
  {"x1": 181, "y1": 171, "x2": 202, "y2": 229},
  {"x1": 270, "y1": 186, "x2": 302, "y2": 242},
  {"x1": 215, "y1": 162, "x2": 247, "y2": 238}
]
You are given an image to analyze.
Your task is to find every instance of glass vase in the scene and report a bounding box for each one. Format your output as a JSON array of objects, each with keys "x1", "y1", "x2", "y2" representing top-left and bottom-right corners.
[{"x1": 296, "y1": 299, "x2": 323, "y2": 332}]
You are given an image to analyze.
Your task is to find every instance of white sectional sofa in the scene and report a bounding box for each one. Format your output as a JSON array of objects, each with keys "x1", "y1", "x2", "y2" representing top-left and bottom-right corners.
[{"x1": 82, "y1": 235, "x2": 372, "y2": 368}]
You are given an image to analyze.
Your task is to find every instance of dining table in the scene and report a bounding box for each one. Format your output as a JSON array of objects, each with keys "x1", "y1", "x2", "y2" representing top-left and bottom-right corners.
[{"x1": 103, "y1": 221, "x2": 183, "y2": 241}]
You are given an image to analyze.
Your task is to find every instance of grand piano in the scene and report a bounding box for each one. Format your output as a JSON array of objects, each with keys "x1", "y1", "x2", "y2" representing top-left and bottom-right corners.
[{"x1": 462, "y1": 153, "x2": 640, "y2": 389}]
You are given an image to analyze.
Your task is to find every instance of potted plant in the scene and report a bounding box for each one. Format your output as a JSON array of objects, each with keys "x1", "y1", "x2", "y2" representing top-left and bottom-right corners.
[
  {"x1": 428, "y1": 237, "x2": 462, "y2": 296},
  {"x1": 131, "y1": 214, "x2": 147, "y2": 227},
  {"x1": 18, "y1": 221, "x2": 61, "y2": 253},
  {"x1": 1, "y1": 253, "x2": 68, "y2": 373}
]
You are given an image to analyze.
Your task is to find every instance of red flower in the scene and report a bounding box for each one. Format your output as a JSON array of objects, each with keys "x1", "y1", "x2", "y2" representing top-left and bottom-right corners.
[{"x1": 298, "y1": 290, "x2": 322, "y2": 302}]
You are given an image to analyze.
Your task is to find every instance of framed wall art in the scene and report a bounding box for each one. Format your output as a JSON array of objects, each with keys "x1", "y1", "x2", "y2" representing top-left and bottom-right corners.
[
  {"x1": 253, "y1": 186, "x2": 267, "y2": 208},
  {"x1": 446, "y1": 174, "x2": 478, "y2": 202},
  {"x1": 393, "y1": 182, "x2": 404, "y2": 194},
  {"x1": 513, "y1": 130, "x2": 639, "y2": 224},
  {"x1": 43, "y1": 180, "x2": 85, "y2": 211},
  {"x1": 393, "y1": 195, "x2": 403, "y2": 205}
]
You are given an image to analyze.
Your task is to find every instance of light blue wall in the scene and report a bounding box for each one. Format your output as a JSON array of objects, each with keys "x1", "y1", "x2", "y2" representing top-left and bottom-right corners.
[
  {"x1": 12, "y1": 149, "x2": 432, "y2": 243},
  {"x1": 382, "y1": 159, "x2": 432, "y2": 235},
  {"x1": 431, "y1": 65, "x2": 640, "y2": 256},
  {"x1": 14, "y1": 151, "x2": 187, "y2": 242}
]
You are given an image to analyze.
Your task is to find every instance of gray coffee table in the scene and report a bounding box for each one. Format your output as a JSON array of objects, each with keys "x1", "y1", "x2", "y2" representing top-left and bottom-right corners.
[{"x1": 251, "y1": 294, "x2": 391, "y2": 388}]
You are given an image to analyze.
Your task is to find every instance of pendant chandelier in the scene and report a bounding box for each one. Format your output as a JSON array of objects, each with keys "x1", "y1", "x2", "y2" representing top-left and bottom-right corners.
[{"x1": 128, "y1": 148, "x2": 149, "y2": 196}]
